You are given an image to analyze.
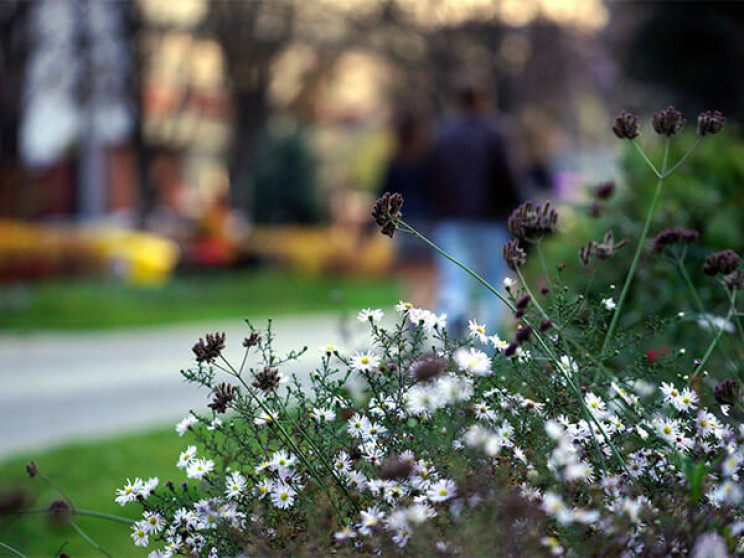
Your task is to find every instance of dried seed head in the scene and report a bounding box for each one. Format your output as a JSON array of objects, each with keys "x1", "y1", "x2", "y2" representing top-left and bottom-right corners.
[
  {"x1": 209, "y1": 383, "x2": 237, "y2": 413},
  {"x1": 371, "y1": 192, "x2": 404, "y2": 238},
  {"x1": 515, "y1": 294, "x2": 531, "y2": 310},
  {"x1": 379, "y1": 456, "x2": 414, "y2": 480},
  {"x1": 49, "y1": 499, "x2": 71, "y2": 522},
  {"x1": 192, "y1": 332, "x2": 226, "y2": 364},
  {"x1": 652, "y1": 228, "x2": 699, "y2": 254},
  {"x1": 697, "y1": 110, "x2": 725, "y2": 137},
  {"x1": 508, "y1": 201, "x2": 558, "y2": 241},
  {"x1": 612, "y1": 111, "x2": 640, "y2": 140},
  {"x1": 410, "y1": 355, "x2": 448, "y2": 382},
  {"x1": 592, "y1": 181, "x2": 615, "y2": 200},
  {"x1": 242, "y1": 332, "x2": 261, "y2": 348},
  {"x1": 26, "y1": 461, "x2": 38, "y2": 478},
  {"x1": 714, "y1": 379, "x2": 740, "y2": 406},
  {"x1": 703, "y1": 249, "x2": 742, "y2": 276},
  {"x1": 252, "y1": 367, "x2": 282, "y2": 392},
  {"x1": 579, "y1": 231, "x2": 629, "y2": 266},
  {"x1": 504, "y1": 342, "x2": 518, "y2": 358},
  {"x1": 652, "y1": 105, "x2": 685, "y2": 136},
  {"x1": 502, "y1": 239, "x2": 527, "y2": 271},
  {"x1": 515, "y1": 325, "x2": 533, "y2": 345},
  {"x1": 539, "y1": 319, "x2": 553, "y2": 332}
]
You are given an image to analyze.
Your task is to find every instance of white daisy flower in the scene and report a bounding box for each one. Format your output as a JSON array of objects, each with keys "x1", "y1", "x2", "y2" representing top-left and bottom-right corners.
[
  {"x1": 473, "y1": 401, "x2": 496, "y2": 422},
  {"x1": 358, "y1": 506, "x2": 385, "y2": 535},
  {"x1": 351, "y1": 351, "x2": 380, "y2": 373},
  {"x1": 254, "y1": 411, "x2": 275, "y2": 426},
  {"x1": 319, "y1": 344, "x2": 336, "y2": 356},
  {"x1": 601, "y1": 297, "x2": 616, "y2": 311},
  {"x1": 489, "y1": 334, "x2": 509, "y2": 351},
  {"x1": 362, "y1": 421, "x2": 387, "y2": 441},
  {"x1": 334, "y1": 526, "x2": 357, "y2": 541},
  {"x1": 177, "y1": 446, "x2": 198, "y2": 469},
  {"x1": 584, "y1": 392, "x2": 607, "y2": 418},
  {"x1": 333, "y1": 451, "x2": 352, "y2": 474},
  {"x1": 395, "y1": 301, "x2": 416, "y2": 314},
  {"x1": 503, "y1": 277, "x2": 516, "y2": 290},
  {"x1": 312, "y1": 408, "x2": 336, "y2": 422},
  {"x1": 141, "y1": 511, "x2": 165, "y2": 534},
  {"x1": 225, "y1": 471, "x2": 246, "y2": 500},
  {"x1": 426, "y1": 479, "x2": 457, "y2": 503},
  {"x1": 115, "y1": 478, "x2": 143, "y2": 506},
  {"x1": 270, "y1": 450, "x2": 296, "y2": 471},
  {"x1": 186, "y1": 458, "x2": 215, "y2": 479},
  {"x1": 256, "y1": 479, "x2": 272, "y2": 500},
  {"x1": 468, "y1": 319, "x2": 489, "y2": 343},
  {"x1": 271, "y1": 482, "x2": 297, "y2": 509},
  {"x1": 358, "y1": 308, "x2": 384, "y2": 323},
  {"x1": 454, "y1": 347, "x2": 491, "y2": 376},
  {"x1": 175, "y1": 415, "x2": 198, "y2": 436},
  {"x1": 423, "y1": 312, "x2": 447, "y2": 332},
  {"x1": 347, "y1": 413, "x2": 371, "y2": 438},
  {"x1": 672, "y1": 387, "x2": 698, "y2": 413},
  {"x1": 131, "y1": 524, "x2": 149, "y2": 547}
]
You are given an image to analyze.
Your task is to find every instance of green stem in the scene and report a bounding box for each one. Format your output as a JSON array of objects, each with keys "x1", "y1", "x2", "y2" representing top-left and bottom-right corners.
[
  {"x1": 398, "y1": 220, "x2": 516, "y2": 313},
  {"x1": 69, "y1": 520, "x2": 111, "y2": 558},
  {"x1": 631, "y1": 140, "x2": 661, "y2": 178},
  {"x1": 601, "y1": 138, "x2": 670, "y2": 354},
  {"x1": 0, "y1": 542, "x2": 27, "y2": 558},
  {"x1": 692, "y1": 296, "x2": 736, "y2": 377},
  {"x1": 515, "y1": 268, "x2": 551, "y2": 324},
  {"x1": 663, "y1": 138, "x2": 702, "y2": 178}
]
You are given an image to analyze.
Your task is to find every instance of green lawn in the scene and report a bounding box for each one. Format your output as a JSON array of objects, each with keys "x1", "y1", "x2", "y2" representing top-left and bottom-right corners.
[
  {"x1": 0, "y1": 269, "x2": 401, "y2": 331},
  {"x1": 0, "y1": 428, "x2": 188, "y2": 557}
]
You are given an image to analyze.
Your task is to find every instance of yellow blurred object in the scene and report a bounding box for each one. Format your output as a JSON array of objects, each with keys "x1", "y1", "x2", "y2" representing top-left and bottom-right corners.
[
  {"x1": 0, "y1": 221, "x2": 180, "y2": 286},
  {"x1": 243, "y1": 226, "x2": 393, "y2": 275},
  {"x1": 89, "y1": 229, "x2": 181, "y2": 286}
]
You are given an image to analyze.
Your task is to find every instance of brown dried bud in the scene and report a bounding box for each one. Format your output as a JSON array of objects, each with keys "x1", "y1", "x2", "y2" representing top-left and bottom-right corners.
[
  {"x1": 714, "y1": 379, "x2": 740, "y2": 406},
  {"x1": 539, "y1": 319, "x2": 552, "y2": 332},
  {"x1": 252, "y1": 367, "x2": 282, "y2": 392},
  {"x1": 508, "y1": 201, "x2": 558, "y2": 241},
  {"x1": 242, "y1": 332, "x2": 261, "y2": 348},
  {"x1": 652, "y1": 228, "x2": 699, "y2": 254},
  {"x1": 612, "y1": 111, "x2": 640, "y2": 140},
  {"x1": 697, "y1": 110, "x2": 725, "y2": 137},
  {"x1": 192, "y1": 332, "x2": 226, "y2": 364},
  {"x1": 515, "y1": 325, "x2": 533, "y2": 344},
  {"x1": 515, "y1": 294, "x2": 531, "y2": 310},
  {"x1": 26, "y1": 461, "x2": 38, "y2": 478},
  {"x1": 0, "y1": 489, "x2": 26, "y2": 516},
  {"x1": 371, "y1": 192, "x2": 404, "y2": 238},
  {"x1": 703, "y1": 250, "x2": 742, "y2": 276},
  {"x1": 209, "y1": 383, "x2": 237, "y2": 413},
  {"x1": 652, "y1": 105, "x2": 685, "y2": 136},
  {"x1": 592, "y1": 181, "x2": 615, "y2": 200},
  {"x1": 580, "y1": 231, "x2": 628, "y2": 266},
  {"x1": 502, "y1": 240, "x2": 527, "y2": 271},
  {"x1": 504, "y1": 342, "x2": 518, "y2": 358},
  {"x1": 410, "y1": 355, "x2": 447, "y2": 382},
  {"x1": 49, "y1": 499, "x2": 71, "y2": 522},
  {"x1": 379, "y1": 456, "x2": 414, "y2": 480}
]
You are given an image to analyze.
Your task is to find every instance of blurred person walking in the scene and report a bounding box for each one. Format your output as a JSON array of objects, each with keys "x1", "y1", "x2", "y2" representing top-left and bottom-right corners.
[
  {"x1": 429, "y1": 80, "x2": 521, "y2": 336},
  {"x1": 379, "y1": 108, "x2": 436, "y2": 309}
]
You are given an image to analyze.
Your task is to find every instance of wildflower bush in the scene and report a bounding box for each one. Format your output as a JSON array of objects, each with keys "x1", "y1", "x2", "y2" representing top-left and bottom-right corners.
[{"x1": 17, "y1": 108, "x2": 744, "y2": 557}]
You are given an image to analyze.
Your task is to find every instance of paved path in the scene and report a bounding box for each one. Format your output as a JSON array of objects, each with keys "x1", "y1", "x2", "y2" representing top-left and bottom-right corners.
[{"x1": 0, "y1": 312, "x2": 366, "y2": 461}]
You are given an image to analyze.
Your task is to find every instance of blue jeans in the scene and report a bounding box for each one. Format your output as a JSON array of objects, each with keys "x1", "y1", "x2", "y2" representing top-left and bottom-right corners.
[{"x1": 432, "y1": 220, "x2": 511, "y2": 335}]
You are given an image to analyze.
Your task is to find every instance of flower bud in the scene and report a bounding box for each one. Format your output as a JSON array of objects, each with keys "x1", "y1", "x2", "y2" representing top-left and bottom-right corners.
[
  {"x1": 697, "y1": 110, "x2": 725, "y2": 136},
  {"x1": 612, "y1": 111, "x2": 640, "y2": 140},
  {"x1": 652, "y1": 105, "x2": 685, "y2": 136}
]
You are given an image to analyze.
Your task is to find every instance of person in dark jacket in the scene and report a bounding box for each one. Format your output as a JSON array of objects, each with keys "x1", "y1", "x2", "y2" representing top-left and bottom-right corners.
[{"x1": 428, "y1": 81, "x2": 521, "y2": 336}]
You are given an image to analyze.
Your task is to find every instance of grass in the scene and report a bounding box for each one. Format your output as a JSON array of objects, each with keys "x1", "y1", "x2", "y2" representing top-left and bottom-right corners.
[
  {"x1": 0, "y1": 428, "x2": 189, "y2": 557},
  {"x1": 0, "y1": 269, "x2": 401, "y2": 331}
]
